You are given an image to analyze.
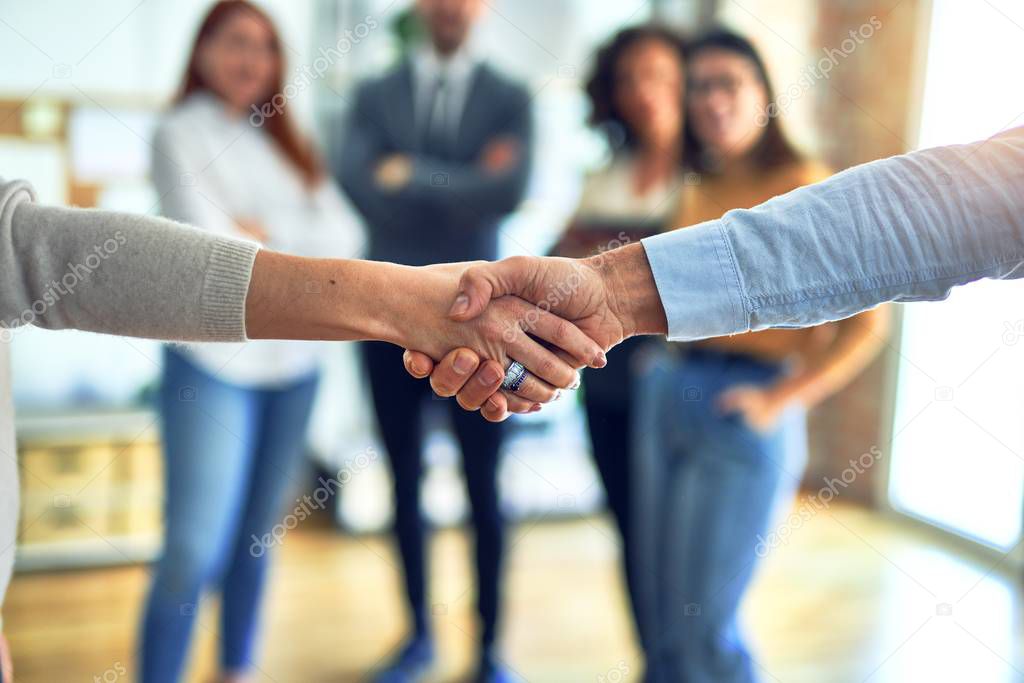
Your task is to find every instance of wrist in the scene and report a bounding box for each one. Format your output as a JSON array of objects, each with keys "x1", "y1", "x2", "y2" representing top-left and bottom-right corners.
[
  {"x1": 586, "y1": 242, "x2": 667, "y2": 339},
  {"x1": 768, "y1": 374, "x2": 810, "y2": 410},
  {"x1": 340, "y1": 260, "x2": 413, "y2": 344},
  {"x1": 373, "y1": 264, "x2": 462, "y2": 356}
]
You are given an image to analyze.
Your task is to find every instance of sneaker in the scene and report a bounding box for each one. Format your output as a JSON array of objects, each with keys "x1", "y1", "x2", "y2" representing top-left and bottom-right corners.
[{"x1": 373, "y1": 635, "x2": 436, "y2": 683}]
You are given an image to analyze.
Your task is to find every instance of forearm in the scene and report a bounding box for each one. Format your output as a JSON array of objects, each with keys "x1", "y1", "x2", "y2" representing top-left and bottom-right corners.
[
  {"x1": 404, "y1": 107, "x2": 532, "y2": 212},
  {"x1": 641, "y1": 128, "x2": 1024, "y2": 340},
  {"x1": 405, "y1": 154, "x2": 529, "y2": 213},
  {"x1": 773, "y1": 308, "x2": 890, "y2": 408},
  {"x1": 337, "y1": 154, "x2": 394, "y2": 229},
  {"x1": 334, "y1": 102, "x2": 402, "y2": 230},
  {"x1": 246, "y1": 252, "x2": 495, "y2": 361},
  {"x1": 244, "y1": 250, "x2": 407, "y2": 344}
]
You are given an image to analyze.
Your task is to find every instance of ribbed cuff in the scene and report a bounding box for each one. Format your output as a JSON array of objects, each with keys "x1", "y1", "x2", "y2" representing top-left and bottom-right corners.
[
  {"x1": 641, "y1": 219, "x2": 749, "y2": 341},
  {"x1": 200, "y1": 239, "x2": 259, "y2": 341}
]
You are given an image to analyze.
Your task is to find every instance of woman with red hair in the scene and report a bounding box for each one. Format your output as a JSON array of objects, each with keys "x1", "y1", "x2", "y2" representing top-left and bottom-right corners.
[{"x1": 140, "y1": 3, "x2": 362, "y2": 680}]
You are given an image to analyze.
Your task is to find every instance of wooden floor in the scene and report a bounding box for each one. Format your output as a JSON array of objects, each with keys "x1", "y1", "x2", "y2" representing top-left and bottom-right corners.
[{"x1": 4, "y1": 499, "x2": 1023, "y2": 682}]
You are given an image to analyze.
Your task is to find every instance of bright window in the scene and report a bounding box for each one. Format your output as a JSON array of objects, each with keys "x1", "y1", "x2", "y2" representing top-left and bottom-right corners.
[{"x1": 888, "y1": 0, "x2": 1024, "y2": 551}]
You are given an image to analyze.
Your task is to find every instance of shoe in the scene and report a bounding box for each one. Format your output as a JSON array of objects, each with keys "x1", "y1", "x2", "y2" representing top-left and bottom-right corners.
[
  {"x1": 373, "y1": 634, "x2": 435, "y2": 683},
  {"x1": 475, "y1": 651, "x2": 517, "y2": 683}
]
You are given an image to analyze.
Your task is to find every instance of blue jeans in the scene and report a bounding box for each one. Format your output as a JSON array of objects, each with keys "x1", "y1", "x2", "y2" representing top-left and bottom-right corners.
[
  {"x1": 632, "y1": 348, "x2": 806, "y2": 683},
  {"x1": 140, "y1": 349, "x2": 319, "y2": 683}
]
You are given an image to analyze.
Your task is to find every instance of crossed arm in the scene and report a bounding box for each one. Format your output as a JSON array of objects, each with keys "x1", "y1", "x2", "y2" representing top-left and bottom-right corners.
[{"x1": 335, "y1": 79, "x2": 532, "y2": 233}]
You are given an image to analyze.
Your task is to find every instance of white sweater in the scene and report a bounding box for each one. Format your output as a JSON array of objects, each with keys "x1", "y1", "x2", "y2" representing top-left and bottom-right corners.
[{"x1": 152, "y1": 92, "x2": 364, "y2": 385}]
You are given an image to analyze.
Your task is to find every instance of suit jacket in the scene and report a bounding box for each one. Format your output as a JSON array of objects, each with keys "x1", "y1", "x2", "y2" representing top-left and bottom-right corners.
[{"x1": 334, "y1": 58, "x2": 533, "y2": 266}]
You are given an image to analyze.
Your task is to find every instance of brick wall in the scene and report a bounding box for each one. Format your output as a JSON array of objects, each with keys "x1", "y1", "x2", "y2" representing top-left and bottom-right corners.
[
  {"x1": 714, "y1": 0, "x2": 930, "y2": 505},
  {"x1": 804, "y1": 0, "x2": 927, "y2": 505}
]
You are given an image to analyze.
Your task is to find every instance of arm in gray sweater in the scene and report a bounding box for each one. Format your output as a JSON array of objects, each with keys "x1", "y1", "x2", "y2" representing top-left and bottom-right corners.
[
  {"x1": 0, "y1": 177, "x2": 259, "y2": 637},
  {"x1": 0, "y1": 179, "x2": 259, "y2": 341}
]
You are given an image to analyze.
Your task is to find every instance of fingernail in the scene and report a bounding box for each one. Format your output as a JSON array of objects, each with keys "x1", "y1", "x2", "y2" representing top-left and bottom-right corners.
[
  {"x1": 453, "y1": 351, "x2": 475, "y2": 375},
  {"x1": 480, "y1": 365, "x2": 503, "y2": 385},
  {"x1": 486, "y1": 396, "x2": 502, "y2": 412},
  {"x1": 405, "y1": 355, "x2": 427, "y2": 376},
  {"x1": 449, "y1": 294, "x2": 470, "y2": 317},
  {"x1": 569, "y1": 372, "x2": 582, "y2": 390},
  {"x1": 592, "y1": 351, "x2": 607, "y2": 368},
  {"x1": 530, "y1": 403, "x2": 542, "y2": 412}
]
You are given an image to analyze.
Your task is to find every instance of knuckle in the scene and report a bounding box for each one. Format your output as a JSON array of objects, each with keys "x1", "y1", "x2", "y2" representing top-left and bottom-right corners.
[
  {"x1": 537, "y1": 358, "x2": 558, "y2": 381},
  {"x1": 509, "y1": 399, "x2": 531, "y2": 414},
  {"x1": 459, "y1": 268, "x2": 484, "y2": 294},
  {"x1": 506, "y1": 255, "x2": 529, "y2": 270},
  {"x1": 552, "y1": 318, "x2": 571, "y2": 344},
  {"x1": 523, "y1": 379, "x2": 552, "y2": 402},
  {"x1": 553, "y1": 369, "x2": 575, "y2": 389},
  {"x1": 500, "y1": 324, "x2": 518, "y2": 344},
  {"x1": 531, "y1": 390, "x2": 553, "y2": 404},
  {"x1": 480, "y1": 319, "x2": 508, "y2": 345}
]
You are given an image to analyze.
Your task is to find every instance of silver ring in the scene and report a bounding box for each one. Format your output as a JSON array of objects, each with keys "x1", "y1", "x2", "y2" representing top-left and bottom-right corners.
[{"x1": 501, "y1": 360, "x2": 528, "y2": 392}]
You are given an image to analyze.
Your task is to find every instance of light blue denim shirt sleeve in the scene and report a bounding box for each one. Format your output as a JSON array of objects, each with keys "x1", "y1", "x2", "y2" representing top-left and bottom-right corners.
[{"x1": 641, "y1": 126, "x2": 1024, "y2": 341}]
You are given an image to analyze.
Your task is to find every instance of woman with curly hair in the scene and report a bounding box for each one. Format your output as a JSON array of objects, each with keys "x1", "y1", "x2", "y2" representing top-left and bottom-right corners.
[{"x1": 550, "y1": 25, "x2": 689, "y2": 658}]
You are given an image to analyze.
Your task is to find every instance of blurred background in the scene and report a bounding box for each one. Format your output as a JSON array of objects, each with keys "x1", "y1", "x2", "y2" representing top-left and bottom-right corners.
[{"x1": 2, "y1": 0, "x2": 1023, "y2": 681}]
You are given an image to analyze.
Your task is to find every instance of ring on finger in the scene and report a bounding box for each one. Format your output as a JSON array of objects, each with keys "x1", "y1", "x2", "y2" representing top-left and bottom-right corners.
[{"x1": 501, "y1": 360, "x2": 529, "y2": 393}]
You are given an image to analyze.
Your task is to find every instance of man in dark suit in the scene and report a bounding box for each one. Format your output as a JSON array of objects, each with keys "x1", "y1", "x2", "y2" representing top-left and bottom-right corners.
[{"x1": 334, "y1": 1, "x2": 532, "y2": 681}]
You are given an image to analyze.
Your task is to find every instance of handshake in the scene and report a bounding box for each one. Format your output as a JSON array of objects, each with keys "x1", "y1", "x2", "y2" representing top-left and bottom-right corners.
[
  {"x1": 246, "y1": 241, "x2": 667, "y2": 420},
  {"x1": 395, "y1": 243, "x2": 668, "y2": 421}
]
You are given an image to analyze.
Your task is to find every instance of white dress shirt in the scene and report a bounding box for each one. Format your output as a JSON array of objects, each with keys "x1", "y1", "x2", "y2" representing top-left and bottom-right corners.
[
  {"x1": 411, "y1": 43, "x2": 480, "y2": 146},
  {"x1": 152, "y1": 91, "x2": 365, "y2": 387}
]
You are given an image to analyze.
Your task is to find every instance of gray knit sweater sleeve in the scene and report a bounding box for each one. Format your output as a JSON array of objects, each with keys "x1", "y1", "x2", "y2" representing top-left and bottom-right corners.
[
  {"x1": 0, "y1": 178, "x2": 259, "y2": 340},
  {"x1": 0, "y1": 177, "x2": 259, "y2": 629}
]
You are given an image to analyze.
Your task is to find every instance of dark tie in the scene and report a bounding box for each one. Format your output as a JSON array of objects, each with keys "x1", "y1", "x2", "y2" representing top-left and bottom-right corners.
[{"x1": 422, "y1": 72, "x2": 450, "y2": 159}]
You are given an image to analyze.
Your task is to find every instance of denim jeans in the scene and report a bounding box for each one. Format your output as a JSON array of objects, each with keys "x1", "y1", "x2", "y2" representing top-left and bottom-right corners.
[
  {"x1": 632, "y1": 347, "x2": 806, "y2": 683},
  {"x1": 140, "y1": 348, "x2": 319, "y2": 683}
]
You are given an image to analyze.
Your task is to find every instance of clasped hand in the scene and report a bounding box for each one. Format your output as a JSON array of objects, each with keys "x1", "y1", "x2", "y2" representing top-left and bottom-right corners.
[{"x1": 401, "y1": 250, "x2": 645, "y2": 421}]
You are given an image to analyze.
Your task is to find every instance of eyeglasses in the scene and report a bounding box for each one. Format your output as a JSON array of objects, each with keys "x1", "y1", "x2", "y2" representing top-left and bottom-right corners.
[{"x1": 688, "y1": 75, "x2": 747, "y2": 98}]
